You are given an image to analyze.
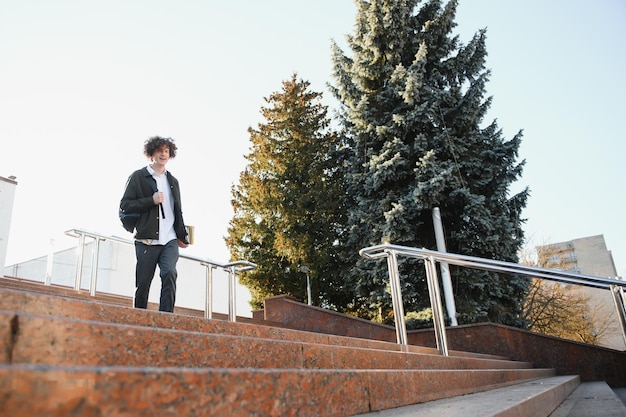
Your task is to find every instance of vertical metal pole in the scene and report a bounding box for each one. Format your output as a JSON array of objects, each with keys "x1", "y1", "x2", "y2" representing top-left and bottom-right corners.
[
  {"x1": 385, "y1": 249, "x2": 408, "y2": 345},
  {"x1": 610, "y1": 284, "x2": 626, "y2": 347},
  {"x1": 299, "y1": 265, "x2": 312, "y2": 305},
  {"x1": 204, "y1": 264, "x2": 215, "y2": 320},
  {"x1": 432, "y1": 207, "x2": 458, "y2": 326},
  {"x1": 228, "y1": 266, "x2": 237, "y2": 322},
  {"x1": 424, "y1": 256, "x2": 449, "y2": 356},
  {"x1": 306, "y1": 272, "x2": 312, "y2": 305},
  {"x1": 74, "y1": 233, "x2": 86, "y2": 291},
  {"x1": 89, "y1": 237, "x2": 101, "y2": 296}
]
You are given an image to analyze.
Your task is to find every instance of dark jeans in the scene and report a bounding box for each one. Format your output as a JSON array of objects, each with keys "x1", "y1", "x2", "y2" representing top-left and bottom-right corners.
[{"x1": 134, "y1": 239, "x2": 179, "y2": 313}]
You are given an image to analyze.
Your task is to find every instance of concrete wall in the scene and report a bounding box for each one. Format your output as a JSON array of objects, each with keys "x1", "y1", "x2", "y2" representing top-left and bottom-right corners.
[
  {"x1": 572, "y1": 235, "x2": 618, "y2": 277},
  {"x1": 0, "y1": 176, "x2": 17, "y2": 275}
]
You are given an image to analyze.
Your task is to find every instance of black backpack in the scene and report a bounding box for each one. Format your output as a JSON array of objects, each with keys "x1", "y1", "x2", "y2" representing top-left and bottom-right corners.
[
  {"x1": 119, "y1": 172, "x2": 160, "y2": 233},
  {"x1": 119, "y1": 209, "x2": 140, "y2": 233}
]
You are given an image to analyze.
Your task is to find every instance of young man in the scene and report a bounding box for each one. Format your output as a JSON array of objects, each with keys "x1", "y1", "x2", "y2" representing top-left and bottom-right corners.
[{"x1": 120, "y1": 136, "x2": 189, "y2": 312}]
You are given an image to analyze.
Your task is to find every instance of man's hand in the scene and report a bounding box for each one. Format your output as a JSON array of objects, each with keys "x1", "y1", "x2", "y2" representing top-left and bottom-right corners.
[{"x1": 153, "y1": 191, "x2": 164, "y2": 205}]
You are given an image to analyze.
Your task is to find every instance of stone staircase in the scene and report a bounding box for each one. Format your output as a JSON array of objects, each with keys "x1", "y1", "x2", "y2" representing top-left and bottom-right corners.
[{"x1": 0, "y1": 277, "x2": 625, "y2": 416}]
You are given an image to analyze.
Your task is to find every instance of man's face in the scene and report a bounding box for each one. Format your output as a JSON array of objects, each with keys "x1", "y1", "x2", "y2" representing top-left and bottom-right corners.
[{"x1": 152, "y1": 145, "x2": 170, "y2": 167}]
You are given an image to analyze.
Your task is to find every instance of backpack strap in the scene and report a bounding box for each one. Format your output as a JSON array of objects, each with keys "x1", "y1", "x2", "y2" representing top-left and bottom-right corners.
[{"x1": 145, "y1": 169, "x2": 166, "y2": 219}]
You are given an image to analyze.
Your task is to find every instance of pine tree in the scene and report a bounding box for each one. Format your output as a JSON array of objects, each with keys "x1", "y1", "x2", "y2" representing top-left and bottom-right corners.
[
  {"x1": 331, "y1": 0, "x2": 529, "y2": 326},
  {"x1": 226, "y1": 74, "x2": 347, "y2": 309}
]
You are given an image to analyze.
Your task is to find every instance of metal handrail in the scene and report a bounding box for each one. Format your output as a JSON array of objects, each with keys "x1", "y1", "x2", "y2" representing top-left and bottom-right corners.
[
  {"x1": 64, "y1": 228, "x2": 257, "y2": 321},
  {"x1": 360, "y1": 243, "x2": 626, "y2": 355},
  {"x1": 202, "y1": 260, "x2": 258, "y2": 322}
]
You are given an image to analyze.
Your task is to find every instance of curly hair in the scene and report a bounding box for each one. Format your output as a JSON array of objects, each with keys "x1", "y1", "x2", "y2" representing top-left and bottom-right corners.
[{"x1": 144, "y1": 136, "x2": 177, "y2": 158}]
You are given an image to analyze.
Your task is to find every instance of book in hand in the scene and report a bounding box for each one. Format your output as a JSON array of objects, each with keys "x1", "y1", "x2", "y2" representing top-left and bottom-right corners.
[{"x1": 185, "y1": 225, "x2": 194, "y2": 245}]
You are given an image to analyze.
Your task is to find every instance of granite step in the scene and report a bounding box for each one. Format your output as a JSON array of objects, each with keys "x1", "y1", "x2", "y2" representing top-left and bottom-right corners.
[
  {"x1": 0, "y1": 279, "x2": 561, "y2": 416},
  {"x1": 353, "y1": 375, "x2": 581, "y2": 417},
  {"x1": 2, "y1": 310, "x2": 535, "y2": 371},
  {"x1": 549, "y1": 381, "x2": 626, "y2": 416},
  {"x1": 0, "y1": 286, "x2": 508, "y2": 360},
  {"x1": 0, "y1": 363, "x2": 556, "y2": 417}
]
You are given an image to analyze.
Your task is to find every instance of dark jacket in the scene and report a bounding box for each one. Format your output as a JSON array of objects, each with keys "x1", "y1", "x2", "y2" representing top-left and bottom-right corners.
[{"x1": 120, "y1": 167, "x2": 188, "y2": 243}]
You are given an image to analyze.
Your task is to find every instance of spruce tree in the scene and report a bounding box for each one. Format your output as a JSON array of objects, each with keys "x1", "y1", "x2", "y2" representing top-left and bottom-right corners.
[
  {"x1": 226, "y1": 74, "x2": 347, "y2": 309},
  {"x1": 331, "y1": 0, "x2": 529, "y2": 326}
]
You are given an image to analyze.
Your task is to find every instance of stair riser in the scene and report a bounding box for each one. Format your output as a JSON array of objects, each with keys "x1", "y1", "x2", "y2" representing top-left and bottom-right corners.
[{"x1": 0, "y1": 365, "x2": 556, "y2": 417}]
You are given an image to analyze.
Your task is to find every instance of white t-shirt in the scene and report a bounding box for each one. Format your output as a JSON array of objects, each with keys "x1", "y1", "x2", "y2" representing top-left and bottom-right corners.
[{"x1": 147, "y1": 166, "x2": 177, "y2": 245}]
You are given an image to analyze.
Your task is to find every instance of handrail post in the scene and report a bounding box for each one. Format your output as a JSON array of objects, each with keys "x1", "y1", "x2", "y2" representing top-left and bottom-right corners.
[
  {"x1": 89, "y1": 237, "x2": 102, "y2": 296},
  {"x1": 203, "y1": 264, "x2": 216, "y2": 320},
  {"x1": 227, "y1": 265, "x2": 237, "y2": 322},
  {"x1": 74, "y1": 232, "x2": 86, "y2": 291},
  {"x1": 385, "y1": 249, "x2": 408, "y2": 345},
  {"x1": 222, "y1": 261, "x2": 258, "y2": 322},
  {"x1": 610, "y1": 284, "x2": 626, "y2": 347},
  {"x1": 424, "y1": 256, "x2": 449, "y2": 356}
]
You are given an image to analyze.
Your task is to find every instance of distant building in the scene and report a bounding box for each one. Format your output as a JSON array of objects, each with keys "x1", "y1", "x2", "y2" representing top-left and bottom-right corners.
[
  {"x1": 536, "y1": 234, "x2": 624, "y2": 350},
  {"x1": 0, "y1": 175, "x2": 18, "y2": 274}
]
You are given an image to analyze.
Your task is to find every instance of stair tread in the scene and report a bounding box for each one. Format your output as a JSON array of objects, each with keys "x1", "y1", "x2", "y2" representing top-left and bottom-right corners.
[
  {"x1": 549, "y1": 381, "x2": 626, "y2": 417},
  {"x1": 353, "y1": 375, "x2": 580, "y2": 417}
]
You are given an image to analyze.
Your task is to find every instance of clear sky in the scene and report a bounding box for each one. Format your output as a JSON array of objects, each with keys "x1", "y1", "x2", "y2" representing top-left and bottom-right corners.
[{"x1": 2, "y1": 0, "x2": 625, "y2": 287}]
